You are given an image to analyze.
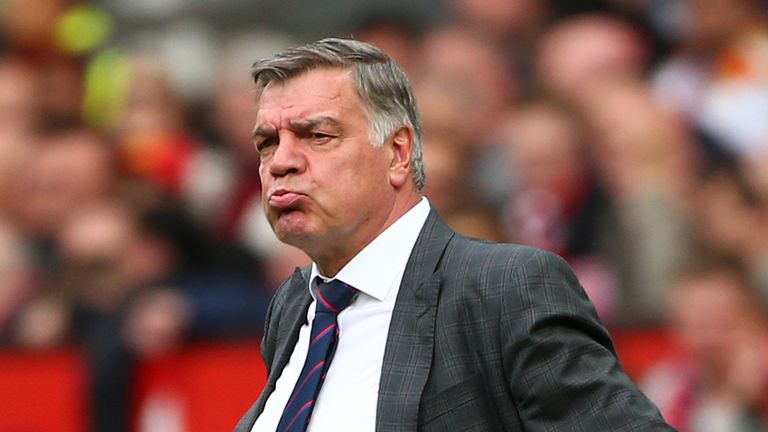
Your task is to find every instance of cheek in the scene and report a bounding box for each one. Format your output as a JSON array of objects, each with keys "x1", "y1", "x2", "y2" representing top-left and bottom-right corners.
[
  {"x1": 320, "y1": 164, "x2": 383, "y2": 210},
  {"x1": 348, "y1": 156, "x2": 389, "y2": 192},
  {"x1": 258, "y1": 163, "x2": 268, "y2": 183},
  {"x1": 309, "y1": 146, "x2": 390, "y2": 203}
]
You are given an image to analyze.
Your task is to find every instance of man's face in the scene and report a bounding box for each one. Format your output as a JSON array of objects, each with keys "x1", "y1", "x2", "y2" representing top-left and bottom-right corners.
[
  {"x1": 669, "y1": 274, "x2": 755, "y2": 375},
  {"x1": 254, "y1": 68, "x2": 393, "y2": 257}
]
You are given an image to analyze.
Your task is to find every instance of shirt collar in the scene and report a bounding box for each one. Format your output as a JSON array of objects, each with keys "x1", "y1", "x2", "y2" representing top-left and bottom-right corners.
[{"x1": 309, "y1": 197, "x2": 430, "y2": 301}]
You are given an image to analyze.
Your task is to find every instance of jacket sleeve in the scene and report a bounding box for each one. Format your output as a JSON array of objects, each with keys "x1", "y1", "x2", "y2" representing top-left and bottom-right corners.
[{"x1": 500, "y1": 249, "x2": 675, "y2": 431}]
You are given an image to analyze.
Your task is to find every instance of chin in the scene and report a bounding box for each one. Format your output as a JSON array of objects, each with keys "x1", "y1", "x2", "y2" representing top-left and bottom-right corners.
[
  {"x1": 274, "y1": 228, "x2": 307, "y2": 244},
  {"x1": 272, "y1": 212, "x2": 316, "y2": 246}
]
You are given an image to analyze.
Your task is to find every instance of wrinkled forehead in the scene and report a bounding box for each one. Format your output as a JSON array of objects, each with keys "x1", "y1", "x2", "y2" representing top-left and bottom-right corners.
[
  {"x1": 254, "y1": 68, "x2": 367, "y2": 125},
  {"x1": 255, "y1": 67, "x2": 357, "y2": 104}
]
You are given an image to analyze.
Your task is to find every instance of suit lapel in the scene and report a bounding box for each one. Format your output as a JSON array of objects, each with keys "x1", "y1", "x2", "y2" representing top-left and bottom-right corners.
[
  {"x1": 269, "y1": 267, "x2": 313, "y2": 390},
  {"x1": 376, "y1": 209, "x2": 455, "y2": 431},
  {"x1": 237, "y1": 267, "x2": 311, "y2": 431}
]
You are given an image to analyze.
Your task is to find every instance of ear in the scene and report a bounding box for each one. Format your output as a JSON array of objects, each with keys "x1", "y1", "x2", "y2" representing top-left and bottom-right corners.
[{"x1": 387, "y1": 126, "x2": 413, "y2": 189}]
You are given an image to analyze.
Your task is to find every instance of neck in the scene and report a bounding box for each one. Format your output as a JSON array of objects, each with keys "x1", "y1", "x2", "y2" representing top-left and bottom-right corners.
[{"x1": 314, "y1": 192, "x2": 422, "y2": 277}]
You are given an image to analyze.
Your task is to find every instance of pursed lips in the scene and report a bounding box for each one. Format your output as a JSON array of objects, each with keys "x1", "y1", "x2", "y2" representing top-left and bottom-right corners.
[{"x1": 268, "y1": 188, "x2": 306, "y2": 209}]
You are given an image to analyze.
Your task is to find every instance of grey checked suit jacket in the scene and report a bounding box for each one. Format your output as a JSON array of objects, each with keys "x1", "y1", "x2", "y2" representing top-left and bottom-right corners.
[{"x1": 235, "y1": 209, "x2": 674, "y2": 431}]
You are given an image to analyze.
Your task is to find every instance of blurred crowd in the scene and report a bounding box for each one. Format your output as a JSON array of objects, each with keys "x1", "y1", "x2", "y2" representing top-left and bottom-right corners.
[{"x1": 0, "y1": 0, "x2": 767, "y2": 431}]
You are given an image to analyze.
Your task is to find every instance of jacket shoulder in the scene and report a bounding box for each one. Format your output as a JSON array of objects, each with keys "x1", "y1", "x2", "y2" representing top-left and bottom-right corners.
[
  {"x1": 438, "y1": 234, "x2": 588, "y2": 323},
  {"x1": 443, "y1": 234, "x2": 564, "y2": 276}
]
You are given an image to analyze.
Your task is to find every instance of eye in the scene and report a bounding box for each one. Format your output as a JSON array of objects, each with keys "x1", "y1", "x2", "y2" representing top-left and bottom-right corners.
[
  {"x1": 256, "y1": 137, "x2": 278, "y2": 152},
  {"x1": 310, "y1": 132, "x2": 333, "y2": 143}
]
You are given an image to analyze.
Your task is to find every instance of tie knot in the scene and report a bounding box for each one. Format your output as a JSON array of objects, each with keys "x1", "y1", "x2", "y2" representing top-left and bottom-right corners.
[{"x1": 315, "y1": 278, "x2": 357, "y2": 315}]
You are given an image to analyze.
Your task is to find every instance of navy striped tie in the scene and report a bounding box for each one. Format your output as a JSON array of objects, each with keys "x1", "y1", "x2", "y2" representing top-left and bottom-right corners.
[{"x1": 276, "y1": 278, "x2": 357, "y2": 432}]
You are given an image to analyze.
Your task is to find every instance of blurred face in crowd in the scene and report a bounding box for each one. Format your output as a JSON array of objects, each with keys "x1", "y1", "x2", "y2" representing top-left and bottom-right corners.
[
  {"x1": 536, "y1": 15, "x2": 647, "y2": 102},
  {"x1": 120, "y1": 57, "x2": 183, "y2": 136},
  {"x1": 415, "y1": 73, "x2": 483, "y2": 148},
  {"x1": 57, "y1": 203, "x2": 138, "y2": 310},
  {"x1": 419, "y1": 28, "x2": 515, "y2": 132},
  {"x1": 59, "y1": 203, "x2": 174, "y2": 291},
  {"x1": 450, "y1": 0, "x2": 545, "y2": 40},
  {"x1": 501, "y1": 102, "x2": 586, "y2": 200},
  {"x1": 17, "y1": 132, "x2": 114, "y2": 236},
  {"x1": 254, "y1": 68, "x2": 414, "y2": 274},
  {"x1": 669, "y1": 271, "x2": 760, "y2": 376}
]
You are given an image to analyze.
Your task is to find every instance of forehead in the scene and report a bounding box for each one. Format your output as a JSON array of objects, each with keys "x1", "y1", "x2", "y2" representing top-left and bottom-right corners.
[{"x1": 255, "y1": 68, "x2": 364, "y2": 125}]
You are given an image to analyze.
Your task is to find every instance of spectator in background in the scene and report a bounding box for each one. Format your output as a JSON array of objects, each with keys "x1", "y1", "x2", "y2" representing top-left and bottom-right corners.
[
  {"x1": 446, "y1": 0, "x2": 550, "y2": 82},
  {"x1": 15, "y1": 180, "x2": 272, "y2": 431},
  {"x1": 413, "y1": 27, "x2": 519, "y2": 234},
  {"x1": 578, "y1": 76, "x2": 696, "y2": 324},
  {"x1": 643, "y1": 258, "x2": 768, "y2": 432},
  {"x1": 13, "y1": 129, "x2": 116, "y2": 267},
  {"x1": 497, "y1": 96, "x2": 602, "y2": 257},
  {"x1": 417, "y1": 26, "x2": 516, "y2": 145},
  {"x1": 115, "y1": 55, "x2": 201, "y2": 197},
  {"x1": 493, "y1": 95, "x2": 617, "y2": 321},
  {"x1": 413, "y1": 71, "x2": 486, "y2": 151},
  {"x1": 536, "y1": 13, "x2": 649, "y2": 103}
]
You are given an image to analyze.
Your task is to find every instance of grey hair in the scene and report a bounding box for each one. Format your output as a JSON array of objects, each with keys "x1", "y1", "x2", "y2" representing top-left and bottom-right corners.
[{"x1": 251, "y1": 38, "x2": 425, "y2": 191}]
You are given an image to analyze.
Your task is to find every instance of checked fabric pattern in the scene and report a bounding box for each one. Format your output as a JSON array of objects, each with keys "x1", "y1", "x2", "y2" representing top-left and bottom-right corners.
[{"x1": 276, "y1": 278, "x2": 357, "y2": 432}]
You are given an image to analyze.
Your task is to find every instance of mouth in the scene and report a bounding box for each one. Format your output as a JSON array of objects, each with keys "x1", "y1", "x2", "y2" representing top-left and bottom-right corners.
[{"x1": 268, "y1": 189, "x2": 305, "y2": 210}]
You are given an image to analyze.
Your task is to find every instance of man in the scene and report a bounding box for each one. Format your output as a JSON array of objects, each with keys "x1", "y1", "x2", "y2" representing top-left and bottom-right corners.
[{"x1": 236, "y1": 38, "x2": 673, "y2": 431}]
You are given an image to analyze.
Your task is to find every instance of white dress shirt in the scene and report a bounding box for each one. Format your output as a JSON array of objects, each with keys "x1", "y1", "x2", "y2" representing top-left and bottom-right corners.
[{"x1": 252, "y1": 198, "x2": 431, "y2": 432}]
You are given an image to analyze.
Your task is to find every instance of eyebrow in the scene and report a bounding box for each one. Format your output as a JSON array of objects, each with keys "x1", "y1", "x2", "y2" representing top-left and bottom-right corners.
[
  {"x1": 252, "y1": 124, "x2": 276, "y2": 140},
  {"x1": 252, "y1": 116, "x2": 344, "y2": 140},
  {"x1": 287, "y1": 116, "x2": 343, "y2": 132}
]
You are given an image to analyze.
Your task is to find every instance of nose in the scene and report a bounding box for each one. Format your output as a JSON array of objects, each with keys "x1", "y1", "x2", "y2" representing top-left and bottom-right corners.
[{"x1": 268, "y1": 133, "x2": 306, "y2": 178}]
